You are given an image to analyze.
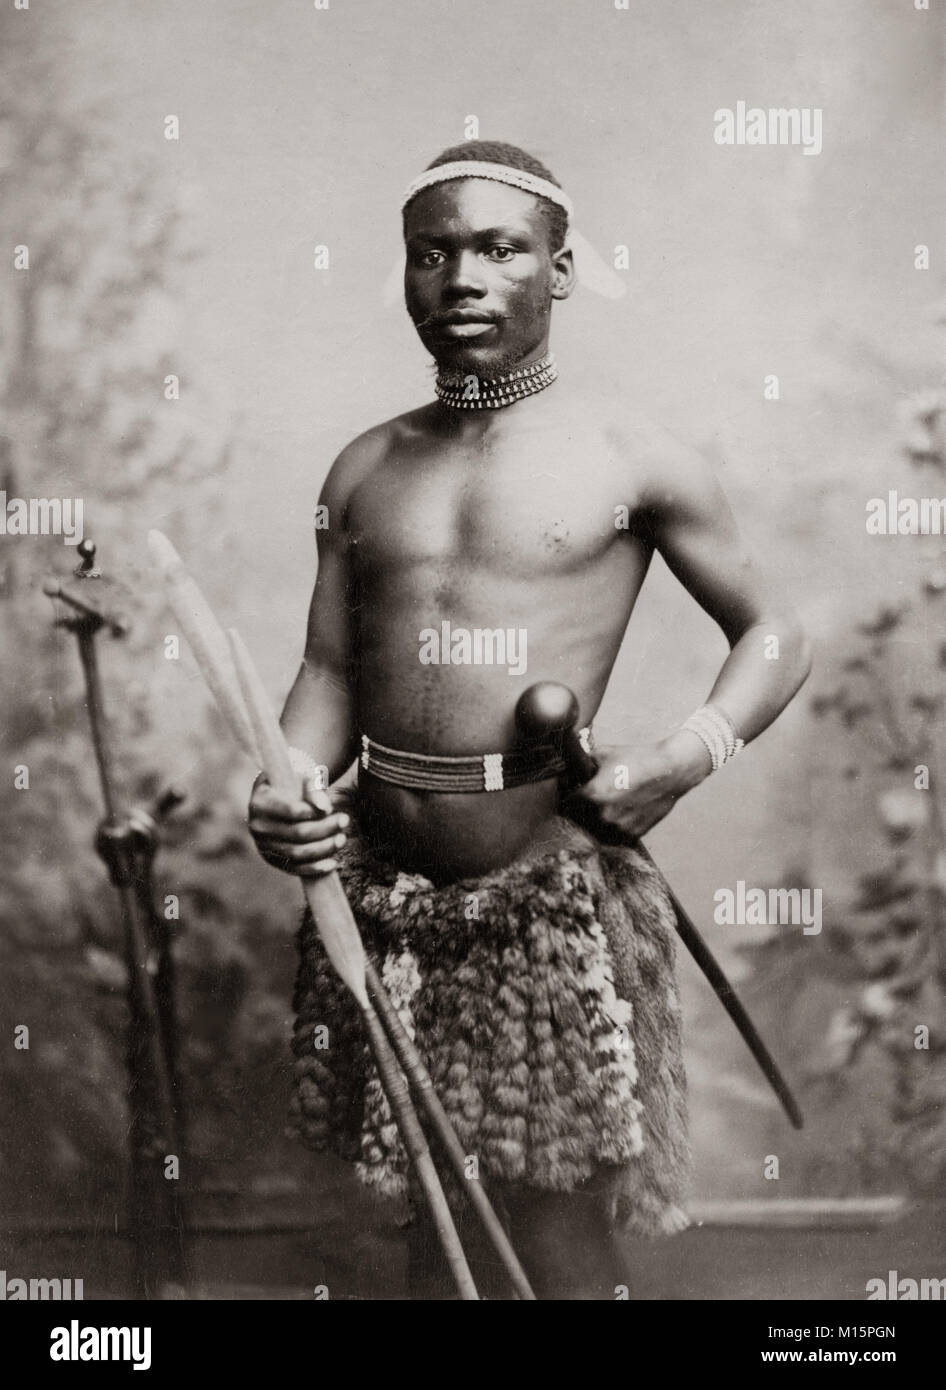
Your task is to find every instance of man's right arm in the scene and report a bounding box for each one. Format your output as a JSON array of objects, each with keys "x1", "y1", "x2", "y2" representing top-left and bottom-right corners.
[
  {"x1": 279, "y1": 448, "x2": 362, "y2": 781},
  {"x1": 247, "y1": 439, "x2": 370, "y2": 877}
]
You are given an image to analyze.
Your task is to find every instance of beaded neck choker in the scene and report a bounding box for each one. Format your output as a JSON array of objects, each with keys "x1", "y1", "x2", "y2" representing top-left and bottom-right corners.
[{"x1": 435, "y1": 352, "x2": 558, "y2": 410}]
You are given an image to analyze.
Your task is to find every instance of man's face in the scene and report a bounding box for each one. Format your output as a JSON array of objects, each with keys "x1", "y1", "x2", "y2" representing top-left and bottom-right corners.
[{"x1": 403, "y1": 179, "x2": 573, "y2": 376}]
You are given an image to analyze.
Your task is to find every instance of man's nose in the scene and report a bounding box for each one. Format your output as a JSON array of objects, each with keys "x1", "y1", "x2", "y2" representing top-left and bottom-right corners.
[{"x1": 444, "y1": 250, "x2": 487, "y2": 297}]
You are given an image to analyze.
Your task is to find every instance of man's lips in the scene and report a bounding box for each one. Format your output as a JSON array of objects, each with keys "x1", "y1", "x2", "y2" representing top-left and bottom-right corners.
[
  {"x1": 432, "y1": 310, "x2": 499, "y2": 338},
  {"x1": 439, "y1": 321, "x2": 497, "y2": 338}
]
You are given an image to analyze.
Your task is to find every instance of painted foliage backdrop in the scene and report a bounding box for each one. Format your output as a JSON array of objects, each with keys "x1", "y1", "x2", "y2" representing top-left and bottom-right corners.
[{"x1": 0, "y1": 0, "x2": 943, "y2": 1223}]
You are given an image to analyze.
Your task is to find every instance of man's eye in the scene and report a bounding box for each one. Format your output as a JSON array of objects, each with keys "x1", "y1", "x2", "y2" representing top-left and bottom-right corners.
[
  {"x1": 486, "y1": 246, "x2": 516, "y2": 262},
  {"x1": 417, "y1": 250, "x2": 445, "y2": 267}
]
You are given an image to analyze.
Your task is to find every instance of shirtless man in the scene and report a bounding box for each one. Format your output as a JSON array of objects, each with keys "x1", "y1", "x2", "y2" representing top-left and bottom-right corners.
[{"x1": 248, "y1": 141, "x2": 811, "y2": 1299}]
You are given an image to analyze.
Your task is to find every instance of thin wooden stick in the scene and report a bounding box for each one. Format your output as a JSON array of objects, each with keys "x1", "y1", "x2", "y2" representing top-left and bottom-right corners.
[
  {"x1": 516, "y1": 680, "x2": 805, "y2": 1132},
  {"x1": 364, "y1": 960, "x2": 536, "y2": 1299},
  {"x1": 149, "y1": 534, "x2": 535, "y2": 1295},
  {"x1": 226, "y1": 627, "x2": 479, "y2": 1300}
]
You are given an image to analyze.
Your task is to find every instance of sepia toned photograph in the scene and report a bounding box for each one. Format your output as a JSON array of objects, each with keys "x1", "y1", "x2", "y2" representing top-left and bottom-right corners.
[{"x1": 1, "y1": 0, "x2": 943, "y2": 1341}]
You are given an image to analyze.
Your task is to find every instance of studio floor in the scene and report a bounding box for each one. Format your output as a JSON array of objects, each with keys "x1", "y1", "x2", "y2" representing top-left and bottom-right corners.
[{"x1": 4, "y1": 1198, "x2": 943, "y2": 1302}]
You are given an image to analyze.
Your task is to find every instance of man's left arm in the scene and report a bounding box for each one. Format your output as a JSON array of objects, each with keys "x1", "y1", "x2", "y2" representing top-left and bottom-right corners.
[{"x1": 583, "y1": 431, "x2": 812, "y2": 836}]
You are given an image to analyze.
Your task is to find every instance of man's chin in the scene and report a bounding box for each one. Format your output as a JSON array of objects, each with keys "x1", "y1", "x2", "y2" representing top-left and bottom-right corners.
[{"x1": 431, "y1": 342, "x2": 522, "y2": 379}]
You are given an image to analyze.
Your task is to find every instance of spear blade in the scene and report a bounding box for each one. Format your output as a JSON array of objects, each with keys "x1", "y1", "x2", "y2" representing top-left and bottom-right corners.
[{"x1": 147, "y1": 529, "x2": 258, "y2": 760}]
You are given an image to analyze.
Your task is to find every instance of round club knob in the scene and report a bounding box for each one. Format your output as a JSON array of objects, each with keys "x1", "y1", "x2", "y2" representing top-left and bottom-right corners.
[{"x1": 515, "y1": 681, "x2": 580, "y2": 741}]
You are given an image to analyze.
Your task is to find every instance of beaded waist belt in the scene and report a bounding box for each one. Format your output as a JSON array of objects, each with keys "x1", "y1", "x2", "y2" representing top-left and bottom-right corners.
[{"x1": 359, "y1": 728, "x2": 594, "y2": 793}]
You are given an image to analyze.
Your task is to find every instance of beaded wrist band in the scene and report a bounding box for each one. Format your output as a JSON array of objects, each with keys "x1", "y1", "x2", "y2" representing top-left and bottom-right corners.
[{"x1": 681, "y1": 705, "x2": 745, "y2": 773}]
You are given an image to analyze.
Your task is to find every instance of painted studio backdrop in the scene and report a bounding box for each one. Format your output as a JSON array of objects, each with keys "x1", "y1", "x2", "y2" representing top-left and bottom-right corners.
[{"x1": 1, "y1": 0, "x2": 943, "y2": 1297}]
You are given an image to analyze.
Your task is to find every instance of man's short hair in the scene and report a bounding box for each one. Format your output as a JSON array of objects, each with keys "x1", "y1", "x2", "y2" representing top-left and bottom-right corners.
[{"x1": 403, "y1": 140, "x2": 569, "y2": 254}]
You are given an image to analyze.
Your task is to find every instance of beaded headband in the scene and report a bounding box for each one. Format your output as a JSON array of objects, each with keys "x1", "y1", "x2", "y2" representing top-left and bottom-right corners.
[
  {"x1": 401, "y1": 160, "x2": 574, "y2": 220},
  {"x1": 385, "y1": 159, "x2": 627, "y2": 302}
]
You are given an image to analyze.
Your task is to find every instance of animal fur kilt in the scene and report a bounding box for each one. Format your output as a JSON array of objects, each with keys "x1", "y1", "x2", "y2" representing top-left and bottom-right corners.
[{"x1": 288, "y1": 794, "x2": 690, "y2": 1236}]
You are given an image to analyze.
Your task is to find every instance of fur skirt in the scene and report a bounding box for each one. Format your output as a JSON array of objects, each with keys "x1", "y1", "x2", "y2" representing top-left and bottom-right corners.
[{"x1": 288, "y1": 800, "x2": 690, "y2": 1235}]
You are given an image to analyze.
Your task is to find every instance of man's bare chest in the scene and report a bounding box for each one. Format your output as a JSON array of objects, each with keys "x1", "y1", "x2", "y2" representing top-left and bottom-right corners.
[{"x1": 350, "y1": 429, "x2": 634, "y2": 581}]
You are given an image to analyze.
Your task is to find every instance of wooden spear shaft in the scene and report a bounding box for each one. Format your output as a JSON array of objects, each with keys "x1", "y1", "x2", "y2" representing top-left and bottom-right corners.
[
  {"x1": 225, "y1": 628, "x2": 478, "y2": 1300},
  {"x1": 230, "y1": 647, "x2": 536, "y2": 1297},
  {"x1": 361, "y1": 959, "x2": 536, "y2": 1299},
  {"x1": 147, "y1": 531, "x2": 536, "y2": 1297}
]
